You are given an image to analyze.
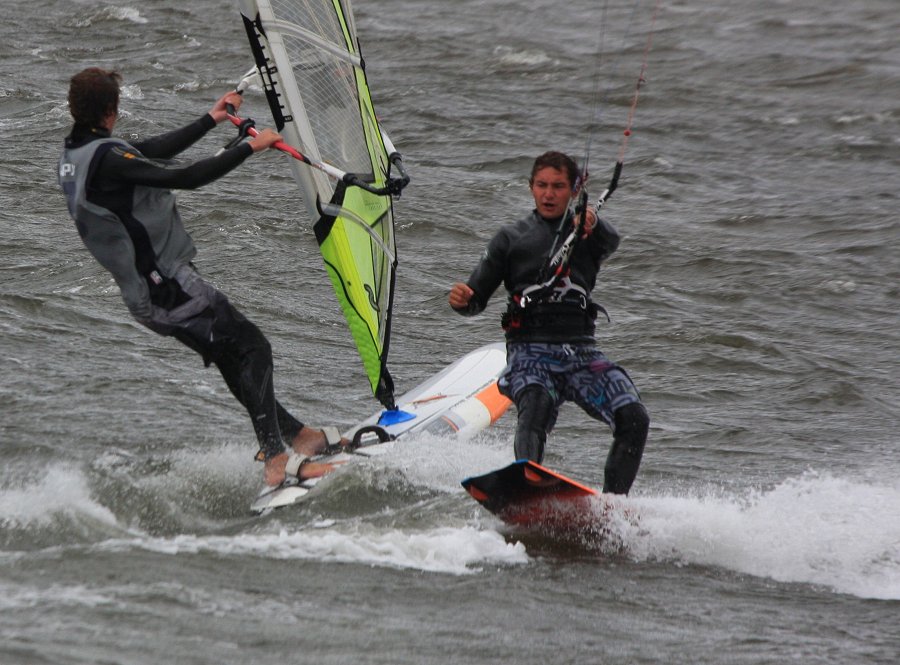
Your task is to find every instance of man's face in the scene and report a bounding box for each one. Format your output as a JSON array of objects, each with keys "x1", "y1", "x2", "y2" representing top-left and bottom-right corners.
[{"x1": 529, "y1": 166, "x2": 572, "y2": 219}]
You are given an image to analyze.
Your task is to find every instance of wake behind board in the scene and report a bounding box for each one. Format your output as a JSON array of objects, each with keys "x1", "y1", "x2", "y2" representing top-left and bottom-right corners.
[
  {"x1": 462, "y1": 460, "x2": 611, "y2": 534},
  {"x1": 251, "y1": 343, "x2": 512, "y2": 513}
]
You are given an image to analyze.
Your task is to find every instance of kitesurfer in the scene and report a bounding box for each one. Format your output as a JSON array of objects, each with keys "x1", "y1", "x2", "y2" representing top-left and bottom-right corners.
[
  {"x1": 449, "y1": 151, "x2": 649, "y2": 494},
  {"x1": 58, "y1": 67, "x2": 346, "y2": 487}
]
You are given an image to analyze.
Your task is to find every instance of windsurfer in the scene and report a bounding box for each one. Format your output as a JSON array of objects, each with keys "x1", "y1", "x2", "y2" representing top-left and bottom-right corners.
[
  {"x1": 449, "y1": 151, "x2": 649, "y2": 495},
  {"x1": 58, "y1": 67, "x2": 346, "y2": 487}
]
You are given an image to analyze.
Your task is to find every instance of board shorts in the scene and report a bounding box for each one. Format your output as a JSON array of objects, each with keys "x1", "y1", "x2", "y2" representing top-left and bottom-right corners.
[{"x1": 498, "y1": 342, "x2": 642, "y2": 430}]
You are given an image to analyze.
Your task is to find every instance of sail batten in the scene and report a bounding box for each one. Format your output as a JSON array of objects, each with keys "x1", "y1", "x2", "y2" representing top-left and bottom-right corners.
[
  {"x1": 238, "y1": 0, "x2": 403, "y2": 409},
  {"x1": 265, "y1": 19, "x2": 364, "y2": 66}
]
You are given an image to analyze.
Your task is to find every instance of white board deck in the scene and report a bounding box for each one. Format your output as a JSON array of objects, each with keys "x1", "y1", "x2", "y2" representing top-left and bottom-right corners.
[{"x1": 251, "y1": 342, "x2": 511, "y2": 513}]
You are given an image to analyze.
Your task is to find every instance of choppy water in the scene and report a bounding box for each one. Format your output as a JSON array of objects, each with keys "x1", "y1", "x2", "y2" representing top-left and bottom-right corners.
[{"x1": 2, "y1": 0, "x2": 899, "y2": 663}]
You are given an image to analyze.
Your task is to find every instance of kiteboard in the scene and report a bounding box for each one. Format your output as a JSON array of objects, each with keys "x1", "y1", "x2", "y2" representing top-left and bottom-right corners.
[
  {"x1": 462, "y1": 460, "x2": 612, "y2": 534},
  {"x1": 251, "y1": 342, "x2": 512, "y2": 513}
]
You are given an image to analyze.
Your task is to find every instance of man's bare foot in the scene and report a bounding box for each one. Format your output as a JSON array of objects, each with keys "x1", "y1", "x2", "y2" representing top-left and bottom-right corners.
[
  {"x1": 290, "y1": 426, "x2": 351, "y2": 457},
  {"x1": 263, "y1": 451, "x2": 342, "y2": 487}
]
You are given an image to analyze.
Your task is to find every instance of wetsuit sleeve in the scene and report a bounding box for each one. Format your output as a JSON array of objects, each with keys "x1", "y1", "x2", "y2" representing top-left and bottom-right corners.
[
  {"x1": 586, "y1": 217, "x2": 620, "y2": 261},
  {"x1": 96, "y1": 142, "x2": 254, "y2": 190},
  {"x1": 131, "y1": 114, "x2": 217, "y2": 159},
  {"x1": 454, "y1": 230, "x2": 509, "y2": 316}
]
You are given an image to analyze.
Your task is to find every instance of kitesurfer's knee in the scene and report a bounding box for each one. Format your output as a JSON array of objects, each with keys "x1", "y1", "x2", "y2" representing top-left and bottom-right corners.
[
  {"x1": 603, "y1": 402, "x2": 649, "y2": 495},
  {"x1": 513, "y1": 385, "x2": 555, "y2": 463}
]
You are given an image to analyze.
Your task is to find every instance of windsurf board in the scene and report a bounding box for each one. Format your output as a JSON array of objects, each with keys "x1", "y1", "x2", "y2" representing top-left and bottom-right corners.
[{"x1": 251, "y1": 342, "x2": 512, "y2": 513}]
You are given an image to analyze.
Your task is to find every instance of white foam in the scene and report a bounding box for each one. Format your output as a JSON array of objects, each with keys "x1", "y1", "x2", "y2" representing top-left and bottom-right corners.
[
  {"x1": 96, "y1": 525, "x2": 527, "y2": 575},
  {"x1": 119, "y1": 84, "x2": 144, "y2": 101},
  {"x1": 0, "y1": 580, "x2": 114, "y2": 611},
  {"x1": 0, "y1": 464, "x2": 118, "y2": 529},
  {"x1": 73, "y1": 6, "x2": 148, "y2": 27},
  {"x1": 623, "y1": 472, "x2": 900, "y2": 599},
  {"x1": 493, "y1": 45, "x2": 554, "y2": 67},
  {"x1": 53, "y1": 436, "x2": 525, "y2": 573},
  {"x1": 103, "y1": 6, "x2": 148, "y2": 24},
  {"x1": 368, "y1": 430, "x2": 513, "y2": 494}
]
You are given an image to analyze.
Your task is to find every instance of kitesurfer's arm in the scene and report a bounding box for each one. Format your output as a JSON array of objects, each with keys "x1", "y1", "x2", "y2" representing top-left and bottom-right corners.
[
  {"x1": 583, "y1": 216, "x2": 621, "y2": 261},
  {"x1": 132, "y1": 91, "x2": 244, "y2": 159},
  {"x1": 450, "y1": 230, "x2": 508, "y2": 315},
  {"x1": 96, "y1": 128, "x2": 283, "y2": 190},
  {"x1": 448, "y1": 283, "x2": 475, "y2": 310}
]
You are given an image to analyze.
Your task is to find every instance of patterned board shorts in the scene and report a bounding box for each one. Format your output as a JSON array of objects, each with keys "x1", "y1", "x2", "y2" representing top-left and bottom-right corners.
[{"x1": 498, "y1": 342, "x2": 642, "y2": 429}]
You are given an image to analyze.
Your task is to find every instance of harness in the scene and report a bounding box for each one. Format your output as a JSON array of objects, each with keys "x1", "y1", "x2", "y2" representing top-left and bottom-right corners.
[
  {"x1": 502, "y1": 275, "x2": 608, "y2": 335},
  {"x1": 501, "y1": 209, "x2": 608, "y2": 337},
  {"x1": 89, "y1": 144, "x2": 190, "y2": 310},
  {"x1": 60, "y1": 135, "x2": 191, "y2": 313}
]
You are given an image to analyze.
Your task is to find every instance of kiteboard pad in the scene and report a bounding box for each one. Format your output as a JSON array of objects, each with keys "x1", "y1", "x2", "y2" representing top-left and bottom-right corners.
[{"x1": 251, "y1": 343, "x2": 512, "y2": 513}]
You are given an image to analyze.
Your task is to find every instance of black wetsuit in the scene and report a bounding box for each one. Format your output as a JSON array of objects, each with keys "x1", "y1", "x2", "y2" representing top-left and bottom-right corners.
[
  {"x1": 454, "y1": 210, "x2": 620, "y2": 343},
  {"x1": 59, "y1": 115, "x2": 301, "y2": 459},
  {"x1": 452, "y1": 209, "x2": 649, "y2": 494}
]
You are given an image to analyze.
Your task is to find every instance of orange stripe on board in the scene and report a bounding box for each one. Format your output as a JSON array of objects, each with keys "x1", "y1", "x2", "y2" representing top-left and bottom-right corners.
[
  {"x1": 526, "y1": 461, "x2": 599, "y2": 496},
  {"x1": 474, "y1": 382, "x2": 512, "y2": 423},
  {"x1": 523, "y1": 466, "x2": 544, "y2": 484},
  {"x1": 467, "y1": 485, "x2": 489, "y2": 502},
  {"x1": 411, "y1": 393, "x2": 448, "y2": 406}
]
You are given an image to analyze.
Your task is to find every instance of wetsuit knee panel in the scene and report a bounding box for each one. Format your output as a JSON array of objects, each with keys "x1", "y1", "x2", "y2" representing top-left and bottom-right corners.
[
  {"x1": 604, "y1": 403, "x2": 649, "y2": 495},
  {"x1": 515, "y1": 385, "x2": 556, "y2": 432},
  {"x1": 513, "y1": 386, "x2": 556, "y2": 463},
  {"x1": 613, "y1": 402, "x2": 649, "y2": 449}
]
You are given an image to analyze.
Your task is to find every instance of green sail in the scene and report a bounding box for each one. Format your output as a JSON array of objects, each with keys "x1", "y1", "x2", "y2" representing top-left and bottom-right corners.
[{"x1": 240, "y1": 0, "x2": 401, "y2": 409}]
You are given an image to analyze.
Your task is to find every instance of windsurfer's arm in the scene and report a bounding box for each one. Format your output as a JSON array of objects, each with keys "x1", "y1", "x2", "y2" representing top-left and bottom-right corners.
[
  {"x1": 97, "y1": 143, "x2": 254, "y2": 189},
  {"x1": 98, "y1": 124, "x2": 281, "y2": 189},
  {"x1": 132, "y1": 115, "x2": 217, "y2": 160},
  {"x1": 132, "y1": 91, "x2": 244, "y2": 159}
]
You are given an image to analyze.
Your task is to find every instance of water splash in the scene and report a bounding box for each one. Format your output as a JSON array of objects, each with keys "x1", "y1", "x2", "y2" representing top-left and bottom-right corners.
[
  {"x1": 0, "y1": 464, "x2": 117, "y2": 529},
  {"x1": 91, "y1": 525, "x2": 527, "y2": 575},
  {"x1": 74, "y1": 6, "x2": 148, "y2": 27},
  {"x1": 624, "y1": 471, "x2": 900, "y2": 599}
]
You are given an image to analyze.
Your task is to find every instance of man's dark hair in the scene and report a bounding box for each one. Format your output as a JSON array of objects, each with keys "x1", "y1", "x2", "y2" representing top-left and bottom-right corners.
[
  {"x1": 529, "y1": 151, "x2": 579, "y2": 189},
  {"x1": 67, "y1": 68, "x2": 122, "y2": 127}
]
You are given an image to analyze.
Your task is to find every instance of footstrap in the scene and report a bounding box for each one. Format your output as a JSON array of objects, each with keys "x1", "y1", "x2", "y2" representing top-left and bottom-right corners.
[
  {"x1": 284, "y1": 452, "x2": 310, "y2": 478},
  {"x1": 322, "y1": 426, "x2": 342, "y2": 446}
]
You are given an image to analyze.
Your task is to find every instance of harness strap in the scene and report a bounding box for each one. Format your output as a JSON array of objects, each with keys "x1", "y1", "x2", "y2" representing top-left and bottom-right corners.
[{"x1": 519, "y1": 276, "x2": 589, "y2": 309}]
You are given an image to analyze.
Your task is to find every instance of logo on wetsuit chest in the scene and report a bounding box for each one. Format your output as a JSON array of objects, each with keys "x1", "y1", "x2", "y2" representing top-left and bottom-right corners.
[{"x1": 59, "y1": 162, "x2": 76, "y2": 177}]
